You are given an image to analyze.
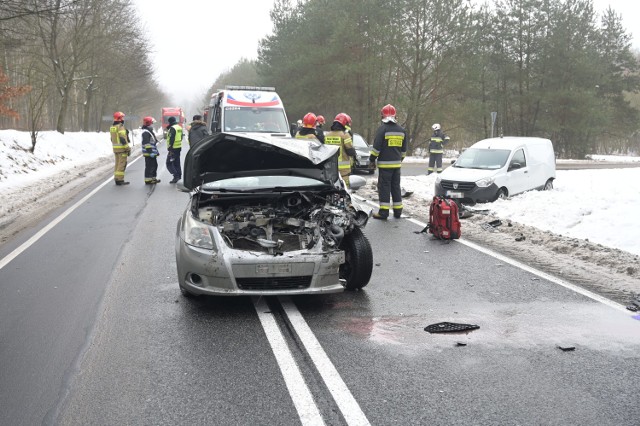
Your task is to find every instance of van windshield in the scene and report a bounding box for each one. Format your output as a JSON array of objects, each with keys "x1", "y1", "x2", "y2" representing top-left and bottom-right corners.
[
  {"x1": 454, "y1": 148, "x2": 511, "y2": 170},
  {"x1": 224, "y1": 107, "x2": 289, "y2": 133}
]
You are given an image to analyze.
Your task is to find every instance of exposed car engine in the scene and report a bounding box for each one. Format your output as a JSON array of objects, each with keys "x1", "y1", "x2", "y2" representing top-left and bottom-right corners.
[{"x1": 195, "y1": 191, "x2": 366, "y2": 255}]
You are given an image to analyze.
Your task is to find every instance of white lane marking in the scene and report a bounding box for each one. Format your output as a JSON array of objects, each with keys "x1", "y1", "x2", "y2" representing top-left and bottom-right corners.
[
  {"x1": 352, "y1": 193, "x2": 631, "y2": 314},
  {"x1": 406, "y1": 216, "x2": 630, "y2": 313},
  {"x1": 252, "y1": 297, "x2": 325, "y2": 426},
  {"x1": 280, "y1": 296, "x2": 371, "y2": 426},
  {"x1": 0, "y1": 156, "x2": 142, "y2": 271}
]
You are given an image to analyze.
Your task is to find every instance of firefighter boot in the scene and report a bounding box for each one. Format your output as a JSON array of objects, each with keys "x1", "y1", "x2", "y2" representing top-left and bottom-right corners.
[
  {"x1": 115, "y1": 180, "x2": 130, "y2": 186},
  {"x1": 394, "y1": 208, "x2": 403, "y2": 219},
  {"x1": 372, "y1": 211, "x2": 388, "y2": 220}
]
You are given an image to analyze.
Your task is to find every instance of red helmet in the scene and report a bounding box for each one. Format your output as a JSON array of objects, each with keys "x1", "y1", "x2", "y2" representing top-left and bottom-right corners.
[
  {"x1": 381, "y1": 104, "x2": 396, "y2": 119},
  {"x1": 113, "y1": 111, "x2": 125, "y2": 121},
  {"x1": 334, "y1": 113, "x2": 349, "y2": 127},
  {"x1": 316, "y1": 115, "x2": 325, "y2": 125},
  {"x1": 302, "y1": 112, "x2": 317, "y2": 128},
  {"x1": 345, "y1": 114, "x2": 352, "y2": 126},
  {"x1": 143, "y1": 116, "x2": 154, "y2": 126}
]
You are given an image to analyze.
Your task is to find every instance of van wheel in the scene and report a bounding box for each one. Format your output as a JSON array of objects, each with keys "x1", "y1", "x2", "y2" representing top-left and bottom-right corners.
[
  {"x1": 495, "y1": 188, "x2": 508, "y2": 201},
  {"x1": 543, "y1": 179, "x2": 554, "y2": 191}
]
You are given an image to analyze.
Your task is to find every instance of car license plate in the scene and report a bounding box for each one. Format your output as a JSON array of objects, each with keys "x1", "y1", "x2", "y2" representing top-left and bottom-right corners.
[
  {"x1": 446, "y1": 190, "x2": 464, "y2": 198},
  {"x1": 256, "y1": 264, "x2": 291, "y2": 274}
]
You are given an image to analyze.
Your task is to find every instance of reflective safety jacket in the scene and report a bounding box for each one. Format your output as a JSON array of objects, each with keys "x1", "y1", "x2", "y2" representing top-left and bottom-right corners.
[
  {"x1": 295, "y1": 127, "x2": 320, "y2": 140},
  {"x1": 110, "y1": 122, "x2": 130, "y2": 153},
  {"x1": 370, "y1": 122, "x2": 407, "y2": 168},
  {"x1": 324, "y1": 129, "x2": 354, "y2": 172},
  {"x1": 167, "y1": 124, "x2": 183, "y2": 149},
  {"x1": 141, "y1": 126, "x2": 159, "y2": 157},
  {"x1": 429, "y1": 129, "x2": 450, "y2": 154}
]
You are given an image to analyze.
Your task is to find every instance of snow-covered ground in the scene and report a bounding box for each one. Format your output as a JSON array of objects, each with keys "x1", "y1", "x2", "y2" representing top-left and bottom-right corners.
[{"x1": 1, "y1": 130, "x2": 639, "y2": 302}]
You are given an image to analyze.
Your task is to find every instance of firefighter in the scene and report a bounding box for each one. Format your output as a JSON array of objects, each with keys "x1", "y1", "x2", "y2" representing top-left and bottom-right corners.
[
  {"x1": 141, "y1": 116, "x2": 161, "y2": 184},
  {"x1": 369, "y1": 104, "x2": 407, "y2": 220},
  {"x1": 187, "y1": 114, "x2": 208, "y2": 148},
  {"x1": 295, "y1": 112, "x2": 322, "y2": 140},
  {"x1": 315, "y1": 115, "x2": 326, "y2": 143},
  {"x1": 325, "y1": 113, "x2": 356, "y2": 187},
  {"x1": 427, "y1": 123, "x2": 450, "y2": 174},
  {"x1": 166, "y1": 116, "x2": 183, "y2": 183},
  {"x1": 109, "y1": 111, "x2": 131, "y2": 185}
]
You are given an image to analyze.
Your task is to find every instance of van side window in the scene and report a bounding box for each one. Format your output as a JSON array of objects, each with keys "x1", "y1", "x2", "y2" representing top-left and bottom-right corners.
[{"x1": 510, "y1": 149, "x2": 526, "y2": 168}]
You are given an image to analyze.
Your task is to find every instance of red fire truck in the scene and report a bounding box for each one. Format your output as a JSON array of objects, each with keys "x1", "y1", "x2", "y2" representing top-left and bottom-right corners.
[{"x1": 161, "y1": 107, "x2": 185, "y2": 132}]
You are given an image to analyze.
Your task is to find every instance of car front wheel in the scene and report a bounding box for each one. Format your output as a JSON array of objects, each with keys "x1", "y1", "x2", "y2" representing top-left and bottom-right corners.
[
  {"x1": 495, "y1": 188, "x2": 508, "y2": 201},
  {"x1": 340, "y1": 227, "x2": 373, "y2": 290},
  {"x1": 543, "y1": 179, "x2": 554, "y2": 191}
]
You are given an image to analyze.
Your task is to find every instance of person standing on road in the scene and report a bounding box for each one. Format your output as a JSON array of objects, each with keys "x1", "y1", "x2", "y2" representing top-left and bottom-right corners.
[
  {"x1": 141, "y1": 116, "x2": 161, "y2": 184},
  {"x1": 187, "y1": 114, "x2": 208, "y2": 148},
  {"x1": 427, "y1": 123, "x2": 450, "y2": 175},
  {"x1": 369, "y1": 104, "x2": 407, "y2": 220},
  {"x1": 166, "y1": 116, "x2": 183, "y2": 184},
  {"x1": 325, "y1": 113, "x2": 356, "y2": 187},
  {"x1": 109, "y1": 111, "x2": 131, "y2": 186},
  {"x1": 295, "y1": 112, "x2": 322, "y2": 140}
]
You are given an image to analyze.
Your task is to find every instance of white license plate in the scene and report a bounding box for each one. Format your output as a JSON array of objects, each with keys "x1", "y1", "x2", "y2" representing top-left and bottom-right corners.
[{"x1": 446, "y1": 191, "x2": 464, "y2": 198}]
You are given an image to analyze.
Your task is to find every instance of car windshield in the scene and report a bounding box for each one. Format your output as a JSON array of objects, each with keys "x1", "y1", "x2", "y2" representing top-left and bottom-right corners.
[
  {"x1": 202, "y1": 175, "x2": 327, "y2": 191},
  {"x1": 224, "y1": 107, "x2": 289, "y2": 133},
  {"x1": 352, "y1": 134, "x2": 369, "y2": 149},
  {"x1": 454, "y1": 148, "x2": 510, "y2": 170}
]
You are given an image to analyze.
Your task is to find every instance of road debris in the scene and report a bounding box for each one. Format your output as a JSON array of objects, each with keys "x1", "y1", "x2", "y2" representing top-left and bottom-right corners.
[
  {"x1": 424, "y1": 322, "x2": 480, "y2": 333},
  {"x1": 557, "y1": 345, "x2": 576, "y2": 352},
  {"x1": 626, "y1": 294, "x2": 640, "y2": 312}
]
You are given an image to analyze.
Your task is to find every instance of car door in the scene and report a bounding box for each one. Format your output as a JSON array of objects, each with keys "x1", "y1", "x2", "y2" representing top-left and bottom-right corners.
[{"x1": 506, "y1": 148, "x2": 530, "y2": 195}]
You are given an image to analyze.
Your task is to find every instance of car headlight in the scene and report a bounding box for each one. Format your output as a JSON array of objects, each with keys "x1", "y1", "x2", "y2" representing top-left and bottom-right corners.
[
  {"x1": 184, "y1": 214, "x2": 215, "y2": 249},
  {"x1": 476, "y1": 177, "x2": 495, "y2": 188},
  {"x1": 435, "y1": 175, "x2": 442, "y2": 184}
]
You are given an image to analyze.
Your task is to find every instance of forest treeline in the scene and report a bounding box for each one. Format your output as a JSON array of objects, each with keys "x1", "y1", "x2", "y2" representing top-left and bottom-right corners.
[
  {"x1": 208, "y1": 0, "x2": 640, "y2": 158},
  {"x1": 2, "y1": 0, "x2": 639, "y2": 158},
  {"x1": 0, "y1": 0, "x2": 167, "y2": 146}
]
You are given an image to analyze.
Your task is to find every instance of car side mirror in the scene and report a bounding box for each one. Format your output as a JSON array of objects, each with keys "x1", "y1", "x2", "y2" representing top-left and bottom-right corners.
[{"x1": 508, "y1": 162, "x2": 522, "y2": 171}]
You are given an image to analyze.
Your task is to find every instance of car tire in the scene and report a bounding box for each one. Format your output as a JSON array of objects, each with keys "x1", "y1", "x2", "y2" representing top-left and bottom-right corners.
[
  {"x1": 495, "y1": 188, "x2": 508, "y2": 201},
  {"x1": 340, "y1": 227, "x2": 373, "y2": 290},
  {"x1": 543, "y1": 179, "x2": 554, "y2": 191}
]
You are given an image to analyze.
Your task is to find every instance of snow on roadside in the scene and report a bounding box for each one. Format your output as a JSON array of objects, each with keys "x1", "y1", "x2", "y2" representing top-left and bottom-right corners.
[{"x1": 0, "y1": 130, "x2": 120, "y2": 191}]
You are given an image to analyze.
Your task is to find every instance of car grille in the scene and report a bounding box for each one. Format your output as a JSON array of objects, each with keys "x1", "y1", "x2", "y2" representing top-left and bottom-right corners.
[
  {"x1": 440, "y1": 180, "x2": 476, "y2": 191},
  {"x1": 236, "y1": 276, "x2": 312, "y2": 290}
]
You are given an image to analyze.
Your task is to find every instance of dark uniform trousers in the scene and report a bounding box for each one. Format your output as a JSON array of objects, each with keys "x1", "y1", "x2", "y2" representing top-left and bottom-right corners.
[
  {"x1": 167, "y1": 148, "x2": 182, "y2": 179},
  {"x1": 377, "y1": 168, "x2": 403, "y2": 218},
  {"x1": 428, "y1": 152, "x2": 443, "y2": 174}
]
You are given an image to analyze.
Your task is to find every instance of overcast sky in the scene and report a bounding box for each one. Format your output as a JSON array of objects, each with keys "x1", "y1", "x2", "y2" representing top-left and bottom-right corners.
[{"x1": 133, "y1": 0, "x2": 639, "y2": 108}]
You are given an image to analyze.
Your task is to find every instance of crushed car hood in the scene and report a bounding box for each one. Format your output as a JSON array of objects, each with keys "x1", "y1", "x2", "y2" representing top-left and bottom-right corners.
[{"x1": 183, "y1": 133, "x2": 340, "y2": 190}]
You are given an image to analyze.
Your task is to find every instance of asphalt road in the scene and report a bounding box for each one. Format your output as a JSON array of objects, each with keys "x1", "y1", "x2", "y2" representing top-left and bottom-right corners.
[{"x1": 1, "y1": 149, "x2": 639, "y2": 425}]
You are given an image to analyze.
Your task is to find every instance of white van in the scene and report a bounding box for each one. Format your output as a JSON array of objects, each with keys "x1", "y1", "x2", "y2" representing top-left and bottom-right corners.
[
  {"x1": 206, "y1": 86, "x2": 291, "y2": 137},
  {"x1": 435, "y1": 136, "x2": 556, "y2": 204}
]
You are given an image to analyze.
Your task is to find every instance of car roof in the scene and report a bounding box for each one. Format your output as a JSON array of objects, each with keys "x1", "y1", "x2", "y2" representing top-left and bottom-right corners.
[{"x1": 471, "y1": 137, "x2": 552, "y2": 150}]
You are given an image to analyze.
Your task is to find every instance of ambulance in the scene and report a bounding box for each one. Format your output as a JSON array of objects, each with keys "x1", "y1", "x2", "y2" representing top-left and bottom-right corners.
[{"x1": 206, "y1": 86, "x2": 291, "y2": 137}]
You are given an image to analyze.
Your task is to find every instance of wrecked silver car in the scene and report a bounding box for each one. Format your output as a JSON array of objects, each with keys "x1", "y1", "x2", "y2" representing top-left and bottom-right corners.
[{"x1": 175, "y1": 132, "x2": 373, "y2": 296}]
